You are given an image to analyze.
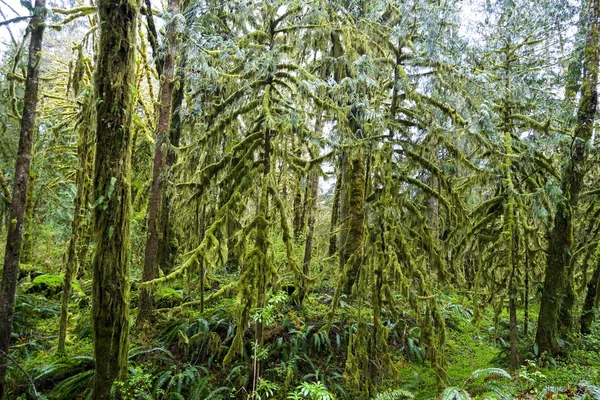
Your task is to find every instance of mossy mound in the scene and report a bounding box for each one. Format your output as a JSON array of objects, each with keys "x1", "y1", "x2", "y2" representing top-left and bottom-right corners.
[
  {"x1": 27, "y1": 274, "x2": 86, "y2": 299},
  {"x1": 18, "y1": 263, "x2": 44, "y2": 281},
  {"x1": 155, "y1": 287, "x2": 184, "y2": 309}
]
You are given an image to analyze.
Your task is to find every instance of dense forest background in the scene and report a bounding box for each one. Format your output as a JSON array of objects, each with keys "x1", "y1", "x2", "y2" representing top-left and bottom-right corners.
[{"x1": 1, "y1": 0, "x2": 600, "y2": 398}]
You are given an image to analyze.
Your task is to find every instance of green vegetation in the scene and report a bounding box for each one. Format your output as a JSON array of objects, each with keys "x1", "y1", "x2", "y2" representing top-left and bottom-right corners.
[{"x1": 0, "y1": 0, "x2": 600, "y2": 398}]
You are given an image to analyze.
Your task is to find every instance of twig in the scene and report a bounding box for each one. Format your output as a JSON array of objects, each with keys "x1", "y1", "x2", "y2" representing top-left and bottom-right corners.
[
  {"x1": 0, "y1": 349, "x2": 39, "y2": 400},
  {"x1": 0, "y1": 15, "x2": 31, "y2": 27}
]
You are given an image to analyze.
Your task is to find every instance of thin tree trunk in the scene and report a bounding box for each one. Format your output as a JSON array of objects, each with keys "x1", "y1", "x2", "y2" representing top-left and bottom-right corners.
[
  {"x1": 328, "y1": 166, "x2": 341, "y2": 256},
  {"x1": 299, "y1": 166, "x2": 319, "y2": 305},
  {"x1": 581, "y1": 245, "x2": 600, "y2": 334},
  {"x1": 536, "y1": 0, "x2": 600, "y2": 356},
  {"x1": 138, "y1": 0, "x2": 180, "y2": 324},
  {"x1": 0, "y1": 1, "x2": 46, "y2": 396},
  {"x1": 91, "y1": 0, "x2": 138, "y2": 398},
  {"x1": 524, "y1": 247, "x2": 530, "y2": 336},
  {"x1": 58, "y1": 103, "x2": 93, "y2": 354},
  {"x1": 509, "y1": 279, "x2": 519, "y2": 370},
  {"x1": 20, "y1": 175, "x2": 35, "y2": 264}
]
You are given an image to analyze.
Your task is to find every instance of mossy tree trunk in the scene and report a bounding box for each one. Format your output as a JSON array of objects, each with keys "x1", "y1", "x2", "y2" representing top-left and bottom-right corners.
[
  {"x1": 536, "y1": 0, "x2": 600, "y2": 355},
  {"x1": 91, "y1": 0, "x2": 138, "y2": 398},
  {"x1": 299, "y1": 159, "x2": 319, "y2": 305},
  {"x1": 138, "y1": 0, "x2": 180, "y2": 324},
  {"x1": 340, "y1": 149, "x2": 366, "y2": 295},
  {"x1": 328, "y1": 166, "x2": 341, "y2": 256},
  {"x1": 580, "y1": 245, "x2": 600, "y2": 334},
  {"x1": 0, "y1": 1, "x2": 46, "y2": 397},
  {"x1": 58, "y1": 100, "x2": 94, "y2": 354},
  {"x1": 329, "y1": 29, "x2": 367, "y2": 295},
  {"x1": 20, "y1": 174, "x2": 35, "y2": 264}
]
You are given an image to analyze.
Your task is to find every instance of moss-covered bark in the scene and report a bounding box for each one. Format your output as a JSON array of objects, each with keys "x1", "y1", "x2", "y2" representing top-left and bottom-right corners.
[
  {"x1": 299, "y1": 165, "x2": 319, "y2": 305},
  {"x1": 58, "y1": 97, "x2": 94, "y2": 354},
  {"x1": 91, "y1": 0, "x2": 139, "y2": 398},
  {"x1": 580, "y1": 244, "x2": 600, "y2": 334},
  {"x1": 536, "y1": 0, "x2": 600, "y2": 355},
  {"x1": 340, "y1": 150, "x2": 366, "y2": 295},
  {"x1": 20, "y1": 174, "x2": 35, "y2": 263},
  {"x1": 328, "y1": 166, "x2": 342, "y2": 256},
  {"x1": 0, "y1": 2, "x2": 46, "y2": 396}
]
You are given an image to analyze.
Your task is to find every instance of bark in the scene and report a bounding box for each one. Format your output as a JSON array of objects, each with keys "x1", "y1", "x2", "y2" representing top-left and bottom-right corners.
[
  {"x1": 340, "y1": 150, "x2": 366, "y2": 295},
  {"x1": 299, "y1": 166, "x2": 319, "y2": 305},
  {"x1": 536, "y1": 0, "x2": 600, "y2": 355},
  {"x1": 328, "y1": 166, "x2": 342, "y2": 256},
  {"x1": 58, "y1": 103, "x2": 93, "y2": 354},
  {"x1": 509, "y1": 281, "x2": 519, "y2": 370},
  {"x1": 524, "y1": 248, "x2": 530, "y2": 336},
  {"x1": 0, "y1": 1, "x2": 46, "y2": 397},
  {"x1": 580, "y1": 248, "x2": 600, "y2": 334},
  {"x1": 20, "y1": 174, "x2": 35, "y2": 263},
  {"x1": 137, "y1": 0, "x2": 180, "y2": 324},
  {"x1": 157, "y1": 55, "x2": 186, "y2": 274},
  {"x1": 91, "y1": 0, "x2": 138, "y2": 398}
]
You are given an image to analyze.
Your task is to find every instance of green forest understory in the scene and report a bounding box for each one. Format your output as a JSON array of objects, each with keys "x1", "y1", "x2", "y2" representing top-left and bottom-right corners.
[{"x1": 2, "y1": 0, "x2": 600, "y2": 398}]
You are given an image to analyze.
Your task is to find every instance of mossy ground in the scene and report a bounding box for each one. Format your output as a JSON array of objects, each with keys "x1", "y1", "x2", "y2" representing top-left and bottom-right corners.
[{"x1": 6, "y1": 271, "x2": 600, "y2": 400}]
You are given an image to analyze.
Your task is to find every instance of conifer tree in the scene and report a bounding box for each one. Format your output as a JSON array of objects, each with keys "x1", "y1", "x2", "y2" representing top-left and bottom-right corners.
[{"x1": 536, "y1": 0, "x2": 600, "y2": 355}]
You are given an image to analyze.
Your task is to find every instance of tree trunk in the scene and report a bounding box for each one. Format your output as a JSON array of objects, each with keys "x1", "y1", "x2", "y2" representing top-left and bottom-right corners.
[
  {"x1": 509, "y1": 281, "x2": 519, "y2": 370},
  {"x1": 0, "y1": 1, "x2": 46, "y2": 396},
  {"x1": 20, "y1": 174, "x2": 35, "y2": 264},
  {"x1": 138, "y1": 0, "x2": 180, "y2": 324},
  {"x1": 58, "y1": 101, "x2": 94, "y2": 354},
  {"x1": 299, "y1": 167, "x2": 319, "y2": 305},
  {"x1": 91, "y1": 0, "x2": 138, "y2": 398},
  {"x1": 580, "y1": 246, "x2": 600, "y2": 334},
  {"x1": 536, "y1": 0, "x2": 600, "y2": 355},
  {"x1": 328, "y1": 166, "x2": 342, "y2": 256},
  {"x1": 340, "y1": 149, "x2": 366, "y2": 295}
]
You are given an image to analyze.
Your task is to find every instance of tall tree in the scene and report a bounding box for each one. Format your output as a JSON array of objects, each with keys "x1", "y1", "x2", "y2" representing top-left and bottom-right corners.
[
  {"x1": 91, "y1": 0, "x2": 139, "y2": 398},
  {"x1": 536, "y1": 0, "x2": 600, "y2": 355},
  {"x1": 137, "y1": 0, "x2": 181, "y2": 324},
  {"x1": 0, "y1": 1, "x2": 46, "y2": 397}
]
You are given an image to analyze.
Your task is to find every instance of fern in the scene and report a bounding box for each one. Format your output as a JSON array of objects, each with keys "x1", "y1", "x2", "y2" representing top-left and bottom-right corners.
[
  {"x1": 372, "y1": 388, "x2": 415, "y2": 399},
  {"x1": 578, "y1": 381, "x2": 600, "y2": 399},
  {"x1": 469, "y1": 368, "x2": 511, "y2": 381},
  {"x1": 440, "y1": 387, "x2": 472, "y2": 400}
]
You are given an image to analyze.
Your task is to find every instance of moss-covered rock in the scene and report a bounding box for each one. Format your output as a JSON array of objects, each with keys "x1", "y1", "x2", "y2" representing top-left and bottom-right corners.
[
  {"x1": 18, "y1": 263, "x2": 43, "y2": 282},
  {"x1": 155, "y1": 287, "x2": 184, "y2": 309},
  {"x1": 26, "y1": 274, "x2": 86, "y2": 299},
  {"x1": 28, "y1": 274, "x2": 64, "y2": 297}
]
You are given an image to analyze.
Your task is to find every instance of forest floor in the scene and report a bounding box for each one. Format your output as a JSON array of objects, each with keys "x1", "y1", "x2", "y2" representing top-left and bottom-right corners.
[{"x1": 4, "y1": 269, "x2": 600, "y2": 399}]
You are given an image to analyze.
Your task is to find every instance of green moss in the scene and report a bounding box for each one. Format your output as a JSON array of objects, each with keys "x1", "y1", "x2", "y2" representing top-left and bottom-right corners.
[
  {"x1": 25, "y1": 273, "x2": 85, "y2": 299},
  {"x1": 18, "y1": 263, "x2": 42, "y2": 281},
  {"x1": 28, "y1": 274, "x2": 64, "y2": 297},
  {"x1": 155, "y1": 287, "x2": 184, "y2": 308}
]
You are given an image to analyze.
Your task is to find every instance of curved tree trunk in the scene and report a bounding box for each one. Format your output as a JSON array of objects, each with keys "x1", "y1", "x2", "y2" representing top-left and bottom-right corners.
[
  {"x1": 0, "y1": 1, "x2": 46, "y2": 397},
  {"x1": 536, "y1": 0, "x2": 600, "y2": 355},
  {"x1": 91, "y1": 0, "x2": 138, "y2": 398}
]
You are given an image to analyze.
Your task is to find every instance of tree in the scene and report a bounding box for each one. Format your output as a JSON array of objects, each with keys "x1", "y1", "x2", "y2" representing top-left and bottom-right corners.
[
  {"x1": 90, "y1": 0, "x2": 139, "y2": 398},
  {"x1": 137, "y1": 0, "x2": 181, "y2": 324},
  {"x1": 0, "y1": 1, "x2": 46, "y2": 397},
  {"x1": 536, "y1": 0, "x2": 600, "y2": 355}
]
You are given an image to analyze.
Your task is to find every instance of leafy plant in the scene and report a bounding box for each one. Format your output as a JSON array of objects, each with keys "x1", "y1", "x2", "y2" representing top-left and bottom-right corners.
[{"x1": 287, "y1": 381, "x2": 335, "y2": 400}]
